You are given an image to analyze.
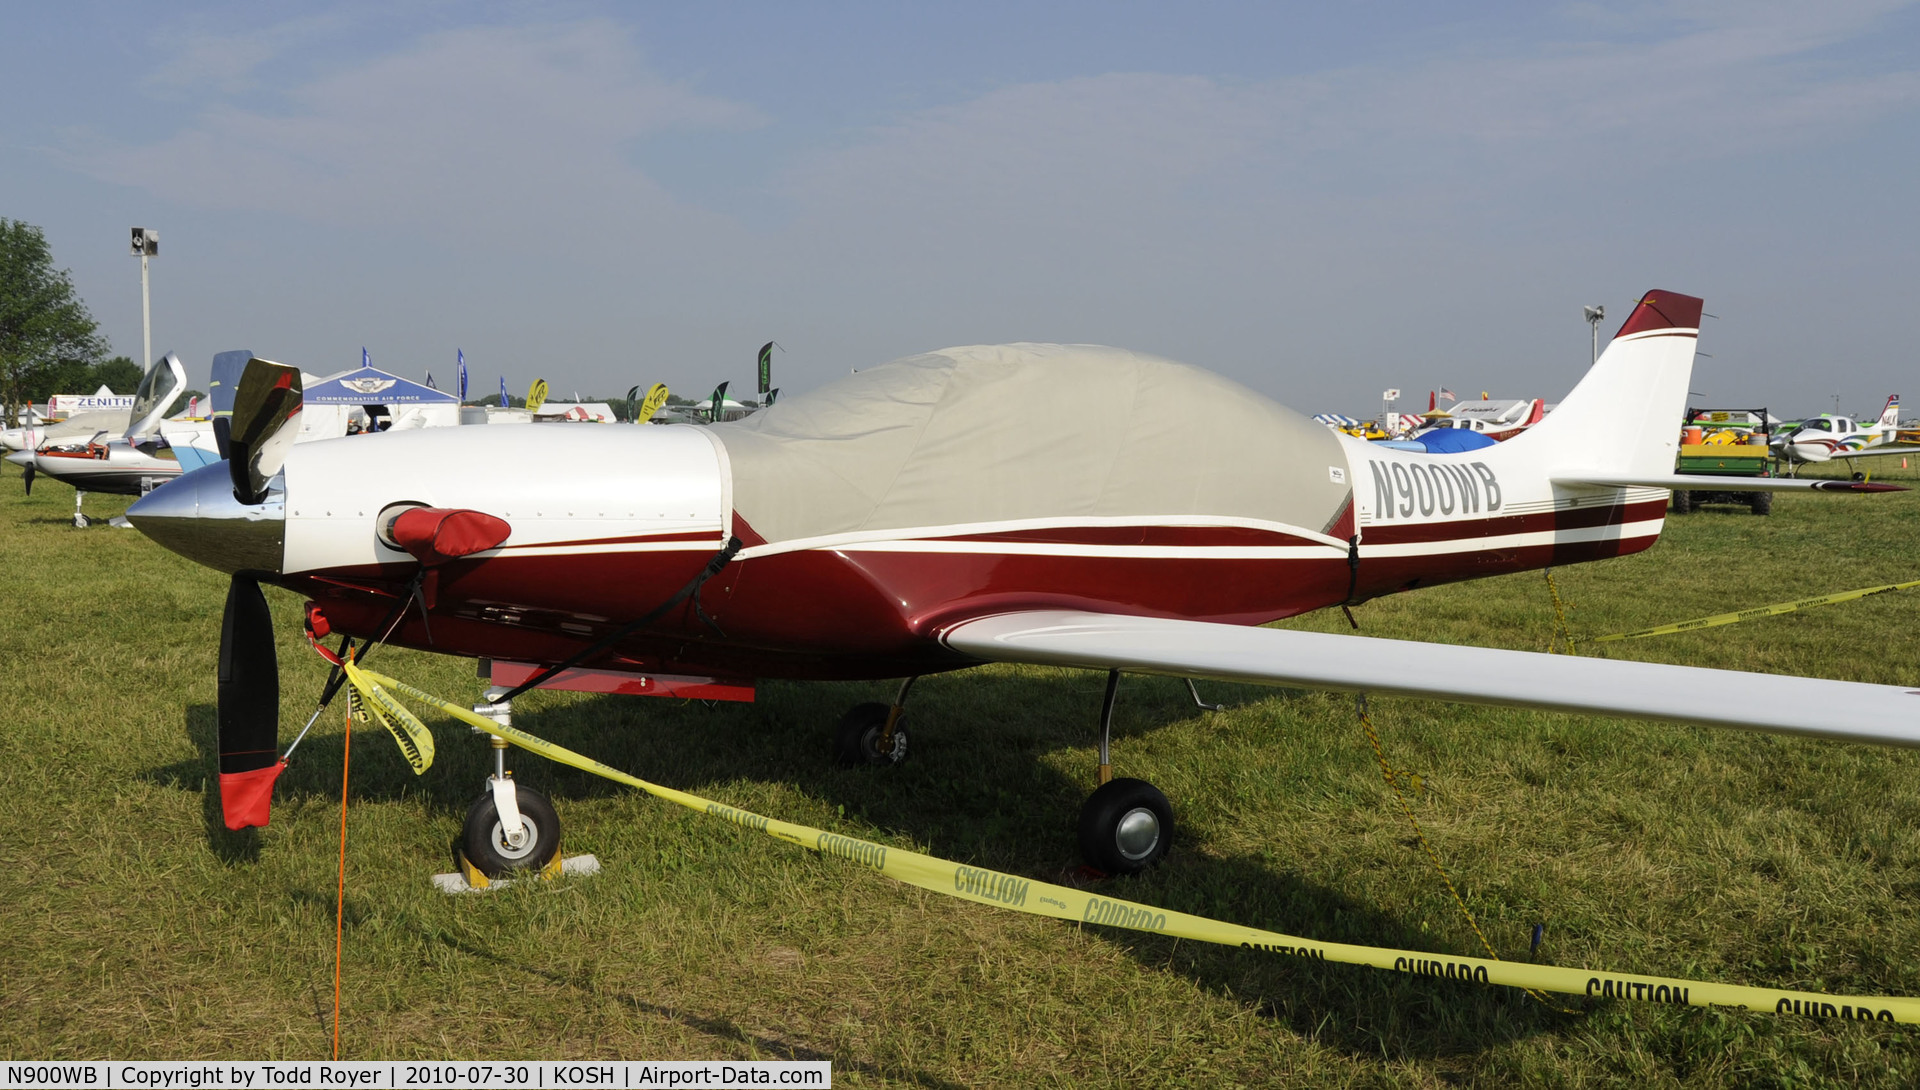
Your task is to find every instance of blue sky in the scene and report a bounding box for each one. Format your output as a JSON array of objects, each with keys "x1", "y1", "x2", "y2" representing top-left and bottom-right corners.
[{"x1": 4, "y1": 2, "x2": 1917, "y2": 417}]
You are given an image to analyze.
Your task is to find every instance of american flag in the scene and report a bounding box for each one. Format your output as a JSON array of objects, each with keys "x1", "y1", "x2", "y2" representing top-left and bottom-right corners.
[{"x1": 1440, "y1": 388, "x2": 1457, "y2": 401}]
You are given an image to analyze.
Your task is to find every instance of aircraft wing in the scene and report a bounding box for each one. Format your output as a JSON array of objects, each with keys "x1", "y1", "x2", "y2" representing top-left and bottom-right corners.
[
  {"x1": 940, "y1": 610, "x2": 1920, "y2": 749},
  {"x1": 1553, "y1": 474, "x2": 1903, "y2": 493}
]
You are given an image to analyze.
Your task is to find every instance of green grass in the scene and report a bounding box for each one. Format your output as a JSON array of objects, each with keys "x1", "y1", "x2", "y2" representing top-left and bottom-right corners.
[{"x1": 2, "y1": 463, "x2": 1919, "y2": 1086}]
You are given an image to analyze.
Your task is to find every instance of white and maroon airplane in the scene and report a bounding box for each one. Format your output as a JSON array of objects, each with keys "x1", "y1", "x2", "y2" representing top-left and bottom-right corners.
[
  {"x1": 127, "y1": 290, "x2": 1917, "y2": 878},
  {"x1": 1777, "y1": 395, "x2": 1919, "y2": 473}
]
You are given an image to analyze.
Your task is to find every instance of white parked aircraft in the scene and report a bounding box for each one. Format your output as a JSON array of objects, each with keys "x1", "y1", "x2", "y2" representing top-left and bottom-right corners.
[{"x1": 1777, "y1": 396, "x2": 1920, "y2": 474}]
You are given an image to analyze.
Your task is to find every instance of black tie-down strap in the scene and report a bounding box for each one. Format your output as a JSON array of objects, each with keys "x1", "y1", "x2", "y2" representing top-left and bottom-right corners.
[{"x1": 492, "y1": 535, "x2": 744, "y2": 704}]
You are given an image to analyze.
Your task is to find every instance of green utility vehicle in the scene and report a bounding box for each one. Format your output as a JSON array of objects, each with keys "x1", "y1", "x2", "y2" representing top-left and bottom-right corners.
[{"x1": 1672, "y1": 407, "x2": 1777, "y2": 516}]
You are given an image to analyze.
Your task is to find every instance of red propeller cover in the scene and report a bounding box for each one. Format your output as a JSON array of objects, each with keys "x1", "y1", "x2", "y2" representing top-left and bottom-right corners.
[{"x1": 219, "y1": 761, "x2": 286, "y2": 830}]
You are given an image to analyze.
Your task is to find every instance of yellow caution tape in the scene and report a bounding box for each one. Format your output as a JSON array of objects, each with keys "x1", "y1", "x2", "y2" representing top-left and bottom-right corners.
[
  {"x1": 348, "y1": 667, "x2": 436, "y2": 773},
  {"x1": 1588, "y1": 578, "x2": 1920, "y2": 643},
  {"x1": 339, "y1": 660, "x2": 1920, "y2": 1023}
]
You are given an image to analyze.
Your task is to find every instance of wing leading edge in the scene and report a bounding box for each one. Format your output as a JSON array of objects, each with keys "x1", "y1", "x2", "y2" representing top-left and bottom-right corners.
[{"x1": 941, "y1": 610, "x2": 1920, "y2": 749}]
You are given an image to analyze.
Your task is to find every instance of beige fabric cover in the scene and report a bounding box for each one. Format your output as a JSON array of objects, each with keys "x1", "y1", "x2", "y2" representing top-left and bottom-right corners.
[{"x1": 710, "y1": 343, "x2": 1351, "y2": 544}]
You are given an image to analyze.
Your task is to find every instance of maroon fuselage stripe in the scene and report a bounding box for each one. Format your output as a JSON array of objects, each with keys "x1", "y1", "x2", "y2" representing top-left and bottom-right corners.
[{"x1": 286, "y1": 499, "x2": 1662, "y2": 681}]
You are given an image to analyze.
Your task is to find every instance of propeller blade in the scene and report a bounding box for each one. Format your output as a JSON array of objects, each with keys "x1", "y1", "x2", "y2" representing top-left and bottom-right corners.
[
  {"x1": 21, "y1": 462, "x2": 33, "y2": 495},
  {"x1": 217, "y1": 574, "x2": 281, "y2": 830},
  {"x1": 227, "y1": 358, "x2": 302, "y2": 506}
]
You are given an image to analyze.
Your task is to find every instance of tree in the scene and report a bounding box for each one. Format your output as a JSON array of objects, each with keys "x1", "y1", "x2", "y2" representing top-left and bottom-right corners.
[
  {"x1": 0, "y1": 219, "x2": 109, "y2": 424},
  {"x1": 89, "y1": 356, "x2": 143, "y2": 394}
]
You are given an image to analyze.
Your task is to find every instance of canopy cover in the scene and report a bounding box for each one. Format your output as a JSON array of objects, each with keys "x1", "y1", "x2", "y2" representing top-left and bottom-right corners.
[{"x1": 710, "y1": 343, "x2": 1351, "y2": 545}]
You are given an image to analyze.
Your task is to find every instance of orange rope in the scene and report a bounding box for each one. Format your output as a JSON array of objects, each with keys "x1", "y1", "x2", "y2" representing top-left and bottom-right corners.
[{"x1": 331, "y1": 687, "x2": 353, "y2": 1059}]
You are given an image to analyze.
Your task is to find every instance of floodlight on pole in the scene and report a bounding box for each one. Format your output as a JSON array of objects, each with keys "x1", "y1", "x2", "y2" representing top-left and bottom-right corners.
[
  {"x1": 1583, "y1": 304, "x2": 1605, "y2": 364},
  {"x1": 131, "y1": 228, "x2": 158, "y2": 366}
]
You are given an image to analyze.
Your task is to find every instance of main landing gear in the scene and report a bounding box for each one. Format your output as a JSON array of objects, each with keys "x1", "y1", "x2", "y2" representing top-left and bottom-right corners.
[
  {"x1": 833, "y1": 671, "x2": 1220, "y2": 876},
  {"x1": 833, "y1": 677, "x2": 913, "y2": 767},
  {"x1": 1078, "y1": 670, "x2": 1176, "y2": 875},
  {"x1": 457, "y1": 695, "x2": 563, "y2": 883}
]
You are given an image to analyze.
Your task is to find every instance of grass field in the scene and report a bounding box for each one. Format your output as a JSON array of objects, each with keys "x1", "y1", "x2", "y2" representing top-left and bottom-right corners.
[{"x1": 3, "y1": 461, "x2": 1918, "y2": 1087}]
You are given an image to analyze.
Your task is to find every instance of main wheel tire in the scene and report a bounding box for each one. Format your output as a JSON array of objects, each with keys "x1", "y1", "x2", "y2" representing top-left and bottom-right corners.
[
  {"x1": 1671, "y1": 489, "x2": 1692, "y2": 514},
  {"x1": 833, "y1": 702, "x2": 908, "y2": 767},
  {"x1": 461, "y1": 784, "x2": 561, "y2": 878},
  {"x1": 1750, "y1": 490, "x2": 1772, "y2": 516},
  {"x1": 1078, "y1": 778, "x2": 1174, "y2": 875}
]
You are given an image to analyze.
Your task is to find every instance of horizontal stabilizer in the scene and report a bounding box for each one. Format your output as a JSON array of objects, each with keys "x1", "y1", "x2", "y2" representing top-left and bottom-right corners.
[
  {"x1": 942, "y1": 610, "x2": 1920, "y2": 748},
  {"x1": 1554, "y1": 474, "x2": 1905, "y2": 493}
]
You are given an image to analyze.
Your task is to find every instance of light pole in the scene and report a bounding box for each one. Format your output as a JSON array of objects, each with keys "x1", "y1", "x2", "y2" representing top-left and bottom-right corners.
[
  {"x1": 1584, "y1": 305, "x2": 1605, "y2": 364},
  {"x1": 131, "y1": 228, "x2": 158, "y2": 365}
]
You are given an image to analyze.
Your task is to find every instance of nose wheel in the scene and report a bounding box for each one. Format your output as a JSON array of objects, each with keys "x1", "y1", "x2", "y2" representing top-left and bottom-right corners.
[
  {"x1": 462, "y1": 784, "x2": 561, "y2": 877},
  {"x1": 456, "y1": 699, "x2": 564, "y2": 882}
]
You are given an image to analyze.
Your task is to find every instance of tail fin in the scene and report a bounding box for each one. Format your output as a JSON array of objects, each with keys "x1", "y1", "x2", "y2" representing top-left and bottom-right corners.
[
  {"x1": 1879, "y1": 395, "x2": 1900, "y2": 429},
  {"x1": 1499, "y1": 290, "x2": 1704, "y2": 477}
]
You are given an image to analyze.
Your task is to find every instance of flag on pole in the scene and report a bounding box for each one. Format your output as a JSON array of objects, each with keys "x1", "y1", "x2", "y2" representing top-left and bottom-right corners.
[
  {"x1": 499, "y1": 375, "x2": 508, "y2": 408},
  {"x1": 1440, "y1": 388, "x2": 1456, "y2": 402},
  {"x1": 457, "y1": 350, "x2": 468, "y2": 401},
  {"x1": 758, "y1": 341, "x2": 776, "y2": 394},
  {"x1": 363, "y1": 347, "x2": 370, "y2": 368},
  {"x1": 425, "y1": 371, "x2": 436, "y2": 389},
  {"x1": 709, "y1": 381, "x2": 729, "y2": 424},
  {"x1": 638, "y1": 383, "x2": 670, "y2": 423}
]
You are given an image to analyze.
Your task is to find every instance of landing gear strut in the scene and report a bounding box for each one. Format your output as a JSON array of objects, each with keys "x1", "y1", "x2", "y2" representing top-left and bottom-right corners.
[
  {"x1": 1076, "y1": 670, "x2": 1175, "y2": 874},
  {"x1": 458, "y1": 698, "x2": 563, "y2": 881}
]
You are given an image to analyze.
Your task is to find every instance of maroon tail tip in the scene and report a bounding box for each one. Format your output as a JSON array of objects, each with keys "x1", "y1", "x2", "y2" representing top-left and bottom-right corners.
[{"x1": 1614, "y1": 290, "x2": 1705, "y2": 339}]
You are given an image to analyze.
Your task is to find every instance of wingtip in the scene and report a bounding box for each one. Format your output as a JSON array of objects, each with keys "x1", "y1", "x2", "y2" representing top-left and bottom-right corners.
[{"x1": 1811, "y1": 481, "x2": 1908, "y2": 492}]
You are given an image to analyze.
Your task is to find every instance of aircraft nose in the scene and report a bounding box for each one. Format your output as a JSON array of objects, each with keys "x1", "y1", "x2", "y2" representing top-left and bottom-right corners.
[
  {"x1": 4, "y1": 451, "x2": 31, "y2": 468},
  {"x1": 127, "y1": 462, "x2": 285, "y2": 575}
]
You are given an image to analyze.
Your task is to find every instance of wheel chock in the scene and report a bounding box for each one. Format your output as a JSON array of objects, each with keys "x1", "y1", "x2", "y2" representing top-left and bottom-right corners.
[{"x1": 432, "y1": 849, "x2": 600, "y2": 894}]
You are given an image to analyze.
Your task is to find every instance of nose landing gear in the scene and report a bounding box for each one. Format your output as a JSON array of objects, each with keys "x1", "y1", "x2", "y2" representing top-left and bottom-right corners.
[{"x1": 452, "y1": 699, "x2": 564, "y2": 887}]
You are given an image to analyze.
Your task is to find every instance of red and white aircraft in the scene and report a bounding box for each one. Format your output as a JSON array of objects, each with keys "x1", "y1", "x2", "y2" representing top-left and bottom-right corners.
[{"x1": 127, "y1": 291, "x2": 1917, "y2": 877}]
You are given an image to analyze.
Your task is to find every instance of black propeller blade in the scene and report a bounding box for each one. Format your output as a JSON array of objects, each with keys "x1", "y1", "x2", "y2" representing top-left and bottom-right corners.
[
  {"x1": 227, "y1": 358, "x2": 302, "y2": 506},
  {"x1": 217, "y1": 575, "x2": 280, "y2": 781},
  {"x1": 21, "y1": 462, "x2": 33, "y2": 495}
]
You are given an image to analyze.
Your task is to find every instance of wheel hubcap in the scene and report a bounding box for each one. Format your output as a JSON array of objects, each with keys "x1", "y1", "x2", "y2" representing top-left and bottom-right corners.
[
  {"x1": 866, "y1": 727, "x2": 907, "y2": 763},
  {"x1": 1115, "y1": 807, "x2": 1161, "y2": 861},
  {"x1": 490, "y1": 816, "x2": 541, "y2": 861}
]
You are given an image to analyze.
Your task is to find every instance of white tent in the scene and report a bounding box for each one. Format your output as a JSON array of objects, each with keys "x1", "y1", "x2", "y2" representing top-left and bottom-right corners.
[{"x1": 297, "y1": 365, "x2": 461, "y2": 440}]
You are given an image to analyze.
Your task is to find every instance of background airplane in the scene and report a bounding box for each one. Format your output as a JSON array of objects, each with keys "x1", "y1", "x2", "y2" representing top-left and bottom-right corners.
[
  {"x1": 5, "y1": 355, "x2": 219, "y2": 520},
  {"x1": 126, "y1": 292, "x2": 1914, "y2": 882},
  {"x1": 1776, "y1": 395, "x2": 1920, "y2": 474}
]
